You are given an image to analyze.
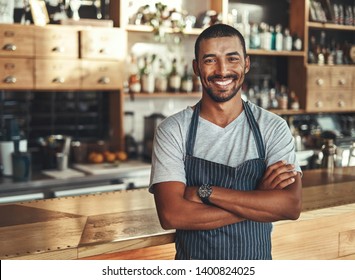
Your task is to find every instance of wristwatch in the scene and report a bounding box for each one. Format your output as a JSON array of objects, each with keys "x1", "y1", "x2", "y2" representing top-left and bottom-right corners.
[{"x1": 197, "y1": 184, "x2": 213, "y2": 205}]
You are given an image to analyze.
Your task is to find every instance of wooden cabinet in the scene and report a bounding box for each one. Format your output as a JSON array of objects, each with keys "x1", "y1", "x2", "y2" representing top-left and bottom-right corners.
[
  {"x1": 0, "y1": 24, "x2": 34, "y2": 58},
  {"x1": 35, "y1": 59, "x2": 81, "y2": 90},
  {"x1": 34, "y1": 26, "x2": 78, "y2": 59},
  {"x1": 0, "y1": 23, "x2": 125, "y2": 151},
  {"x1": 0, "y1": 24, "x2": 35, "y2": 89},
  {"x1": 289, "y1": 0, "x2": 355, "y2": 113},
  {"x1": 0, "y1": 58, "x2": 34, "y2": 89},
  {"x1": 0, "y1": 24, "x2": 124, "y2": 91},
  {"x1": 80, "y1": 28, "x2": 123, "y2": 60},
  {"x1": 81, "y1": 60, "x2": 122, "y2": 90}
]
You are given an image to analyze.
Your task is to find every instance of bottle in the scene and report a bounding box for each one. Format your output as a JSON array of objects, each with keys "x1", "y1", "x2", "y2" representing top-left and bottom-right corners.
[
  {"x1": 278, "y1": 85, "x2": 288, "y2": 110},
  {"x1": 168, "y1": 58, "x2": 181, "y2": 93},
  {"x1": 292, "y1": 33, "x2": 302, "y2": 51},
  {"x1": 241, "y1": 10, "x2": 251, "y2": 50},
  {"x1": 283, "y1": 28, "x2": 293, "y2": 51},
  {"x1": 181, "y1": 64, "x2": 193, "y2": 93},
  {"x1": 250, "y1": 23, "x2": 261, "y2": 49},
  {"x1": 127, "y1": 54, "x2": 141, "y2": 94},
  {"x1": 262, "y1": 24, "x2": 272, "y2": 50},
  {"x1": 268, "y1": 88, "x2": 279, "y2": 109},
  {"x1": 348, "y1": 142, "x2": 355, "y2": 166},
  {"x1": 308, "y1": 35, "x2": 317, "y2": 63},
  {"x1": 270, "y1": 26, "x2": 276, "y2": 50},
  {"x1": 275, "y1": 24, "x2": 283, "y2": 51},
  {"x1": 155, "y1": 58, "x2": 168, "y2": 92},
  {"x1": 289, "y1": 91, "x2": 300, "y2": 110},
  {"x1": 141, "y1": 56, "x2": 155, "y2": 93},
  {"x1": 321, "y1": 139, "x2": 336, "y2": 171},
  {"x1": 260, "y1": 78, "x2": 270, "y2": 109}
]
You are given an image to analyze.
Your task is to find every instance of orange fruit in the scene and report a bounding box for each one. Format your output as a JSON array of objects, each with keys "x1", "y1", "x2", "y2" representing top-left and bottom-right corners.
[
  {"x1": 115, "y1": 151, "x2": 128, "y2": 161},
  {"x1": 104, "y1": 151, "x2": 116, "y2": 163},
  {"x1": 88, "y1": 152, "x2": 104, "y2": 164}
]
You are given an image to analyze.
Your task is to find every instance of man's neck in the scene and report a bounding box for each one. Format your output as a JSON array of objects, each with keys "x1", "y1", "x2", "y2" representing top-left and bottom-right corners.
[{"x1": 199, "y1": 96, "x2": 244, "y2": 128}]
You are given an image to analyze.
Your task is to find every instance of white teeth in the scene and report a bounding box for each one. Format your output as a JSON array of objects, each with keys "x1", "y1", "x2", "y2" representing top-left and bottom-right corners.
[{"x1": 214, "y1": 80, "x2": 233, "y2": 86}]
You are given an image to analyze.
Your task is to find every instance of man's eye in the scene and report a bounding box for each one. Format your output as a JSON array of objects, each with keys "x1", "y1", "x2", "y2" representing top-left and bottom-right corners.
[
  {"x1": 229, "y1": 57, "x2": 240, "y2": 62},
  {"x1": 204, "y1": 58, "x2": 215, "y2": 64}
]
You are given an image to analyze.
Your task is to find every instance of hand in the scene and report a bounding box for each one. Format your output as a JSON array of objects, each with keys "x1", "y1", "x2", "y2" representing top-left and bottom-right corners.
[
  {"x1": 183, "y1": 186, "x2": 202, "y2": 203},
  {"x1": 258, "y1": 160, "x2": 297, "y2": 190}
]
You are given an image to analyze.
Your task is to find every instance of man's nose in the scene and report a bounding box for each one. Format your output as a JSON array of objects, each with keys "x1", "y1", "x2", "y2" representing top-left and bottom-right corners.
[{"x1": 215, "y1": 60, "x2": 228, "y2": 76}]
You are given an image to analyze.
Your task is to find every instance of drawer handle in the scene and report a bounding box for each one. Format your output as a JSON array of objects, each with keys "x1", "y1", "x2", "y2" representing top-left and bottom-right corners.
[
  {"x1": 3, "y1": 44, "x2": 17, "y2": 51},
  {"x1": 338, "y1": 100, "x2": 345, "y2": 107},
  {"x1": 4, "y1": 76, "x2": 17, "y2": 84},
  {"x1": 316, "y1": 79, "x2": 324, "y2": 86},
  {"x1": 52, "y1": 77, "x2": 65, "y2": 84},
  {"x1": 99, "y1": 48, "x2": 108, "y2": 54},
  {"x1": 99, "y1": 77, "x2": 110, "y2": 84},
  {"x1": 315, "y1": 101, "x2": 323, "y2": 108},
  {"x1": 338, "y1": 79, "x2": 346, "y2": 86},
  {"x1": 52, "y1": 46, "x2": 65, "y2": 53}
]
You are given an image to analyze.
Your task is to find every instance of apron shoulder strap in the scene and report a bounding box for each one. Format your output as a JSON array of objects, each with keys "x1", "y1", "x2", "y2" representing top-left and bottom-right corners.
[
  {"x1": 243, "y1": 100, "x2": 266, "y2": 159},
  {"x1": 186, "y1": 101, "x2": 200, "y2": 156}
]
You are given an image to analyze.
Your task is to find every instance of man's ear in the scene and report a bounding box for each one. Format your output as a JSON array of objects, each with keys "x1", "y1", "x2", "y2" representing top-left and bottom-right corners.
[
  {"x1": 244, "y1": 56, "x2": 251, "y2": 74},
  {"x1": 192, "y1": 59, "x2": 199, "y2": 76}
]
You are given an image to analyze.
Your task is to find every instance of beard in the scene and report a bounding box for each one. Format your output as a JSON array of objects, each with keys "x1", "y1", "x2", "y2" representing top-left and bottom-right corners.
[
  {"x1": 205, "y1": 85, "x2": 242, "y2": 102},
  {"x1": 204, "y1": 74, "x2": 243, "y2": 103}
]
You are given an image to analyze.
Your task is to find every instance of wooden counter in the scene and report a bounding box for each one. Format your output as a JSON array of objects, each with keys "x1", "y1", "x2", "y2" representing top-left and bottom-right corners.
[{"x1": 1, "y1": 167, "x2": 355, "y2": 260}]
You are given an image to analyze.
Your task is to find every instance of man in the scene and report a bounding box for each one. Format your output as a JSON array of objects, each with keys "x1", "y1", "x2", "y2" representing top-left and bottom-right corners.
[{"x1": 149, "y1": 24, "x2": 302, "y2": 260}]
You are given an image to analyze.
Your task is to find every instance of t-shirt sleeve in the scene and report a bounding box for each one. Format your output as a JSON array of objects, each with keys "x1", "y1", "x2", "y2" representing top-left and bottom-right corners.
[
  {"x1": 265, "y1": 119, "x2": 302, "y2": 175},
  {"x1": 149, "y1": 118, "x2": 187, "y2": 193}
]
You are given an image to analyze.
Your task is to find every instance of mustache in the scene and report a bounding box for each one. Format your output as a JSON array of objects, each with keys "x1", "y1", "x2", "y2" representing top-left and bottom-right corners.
[{"x1": 207, "y1": 74, "x2": 238, "y2": 81}]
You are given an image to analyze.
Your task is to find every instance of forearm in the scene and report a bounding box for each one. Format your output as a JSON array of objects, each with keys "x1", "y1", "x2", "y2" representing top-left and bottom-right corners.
[
  {"x1": 153, "y1": 182, "x2": 244, "y2": 230},
  {"x1": 209, "y1": 174, "x2": 302, "y2": 222}
]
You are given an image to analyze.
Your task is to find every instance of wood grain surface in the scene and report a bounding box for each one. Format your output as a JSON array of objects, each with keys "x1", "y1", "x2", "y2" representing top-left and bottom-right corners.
[{"x1": 1, "y1": 167, "x2": 355, "y2": 260}]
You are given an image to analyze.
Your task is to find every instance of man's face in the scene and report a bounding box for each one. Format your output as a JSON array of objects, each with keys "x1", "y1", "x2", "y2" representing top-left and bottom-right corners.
[{"x1": 193, "y1": 36, "x2": 250, "y2": 103}]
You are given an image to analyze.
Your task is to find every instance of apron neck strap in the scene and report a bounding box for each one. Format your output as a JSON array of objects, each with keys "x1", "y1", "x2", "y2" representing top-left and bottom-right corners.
[
  {"x1": 186, "y1": 100, "x2": 265, "y2": 159},
  {"x1": 243, "y1": 100, "x2": 265, "y2": 159},
  {"x1": 186, "y1": 101, "x2": 200, "y2": 156}
]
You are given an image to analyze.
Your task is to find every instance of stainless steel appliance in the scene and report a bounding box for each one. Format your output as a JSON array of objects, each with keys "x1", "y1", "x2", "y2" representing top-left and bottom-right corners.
[{"x1": 37, "y1": 135, "x2": 71, "y2": 170}]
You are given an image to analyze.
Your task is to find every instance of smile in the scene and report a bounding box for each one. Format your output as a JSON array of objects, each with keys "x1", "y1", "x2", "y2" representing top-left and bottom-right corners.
[{"x1": 213, "y1": 79, "x2": 233, "y2": 86}]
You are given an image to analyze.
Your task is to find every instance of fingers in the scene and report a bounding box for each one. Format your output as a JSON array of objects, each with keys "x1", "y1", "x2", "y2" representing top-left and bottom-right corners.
[
  {"x1": 271, "y1": 170, "x2": 297, "y2": 189},
  {"x1": 259, "y1": 161, "x2": 297, "y2": 190}
]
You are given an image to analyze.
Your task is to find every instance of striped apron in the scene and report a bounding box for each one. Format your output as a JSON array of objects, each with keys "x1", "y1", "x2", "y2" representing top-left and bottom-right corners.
[{"x1": 176, "y1": 100, "x2": 272, "y2": 260}]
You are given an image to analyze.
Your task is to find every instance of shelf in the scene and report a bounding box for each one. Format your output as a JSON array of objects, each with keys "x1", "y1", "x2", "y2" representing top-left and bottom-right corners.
[
  {"x1": 125, "y1": 92, "x2": 202, "y2": 98},
  {"x1": 307, "y1": 21, "x2": 355, "y2": 31},
  {"x1": 270, "y1": 109, "x2": 305, "y2": 115},
  {"x1": 126, "y1": 24, "x2": 202, "y2": 36},
  {"x1": 247, "y1": 49, "x2": 305, "y2": 57}
]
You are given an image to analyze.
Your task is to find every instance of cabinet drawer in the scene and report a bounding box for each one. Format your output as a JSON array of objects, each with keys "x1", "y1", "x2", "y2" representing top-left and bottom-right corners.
[
  {"x1": 306, "y1": 89, "x2": 335, "y2": 111},
  {"x1": 80, "y1": 28, "x2": 123, "y2": 60},
  {"x1": 330, "y1": 67, "x2": 352, "y2": 89},
  {"x1": 0, "y1": 24, "x2": 34, "y2": 57},
  {"x1": 330, "y1": 90, "x2": 353, "y2": 111},
  {"x1": 81, "y1": 60, "x2": 122, "y2": 90},
  {"x1": 307, "y1": 66, "x2": 331, "y2": 89},
  {"x1": 35, "y1": 59, "x2": 81, "y2": 90},
  {"x1": 0, "y1": 58, "x2": 34, "y2": 89},
  {"x1": 35, "y1": 26, "x2": 78, "y2": 58}
]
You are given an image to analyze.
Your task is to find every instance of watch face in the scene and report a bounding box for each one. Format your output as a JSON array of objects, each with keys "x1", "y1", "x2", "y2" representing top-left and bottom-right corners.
[{"x1": 198, "y1": 184, "x2": 212, "y2": 198}]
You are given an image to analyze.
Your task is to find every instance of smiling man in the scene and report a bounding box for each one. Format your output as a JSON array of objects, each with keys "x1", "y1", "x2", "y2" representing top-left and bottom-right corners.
[{"x1": 149, "y1": 24, "x2": 302, "y2": 260}]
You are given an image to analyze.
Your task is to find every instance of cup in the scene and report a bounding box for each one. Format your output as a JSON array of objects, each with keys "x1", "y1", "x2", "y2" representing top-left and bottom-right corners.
[
  {"x1": 12, "y1": 151, "x2": 31, "y2": 182},
  {"x1": 56, "y1": 153, "x2": 68, "y2": 171}
]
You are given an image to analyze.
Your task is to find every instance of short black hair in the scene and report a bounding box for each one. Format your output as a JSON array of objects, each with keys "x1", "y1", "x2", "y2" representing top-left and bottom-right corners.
[{"x1": 194, "y1": 24, "x2": 247, "y2": 61}]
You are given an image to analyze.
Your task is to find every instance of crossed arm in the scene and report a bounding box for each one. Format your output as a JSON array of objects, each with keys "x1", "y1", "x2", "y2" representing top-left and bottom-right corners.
[{"x1": 153, "y1": 160, "x2": 302, "y2": 230}]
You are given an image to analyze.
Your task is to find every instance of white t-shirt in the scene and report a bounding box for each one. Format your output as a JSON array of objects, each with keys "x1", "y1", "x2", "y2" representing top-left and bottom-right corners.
[{"x1": 149, "y1": 101, "x2": 301, "y2": 191}]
